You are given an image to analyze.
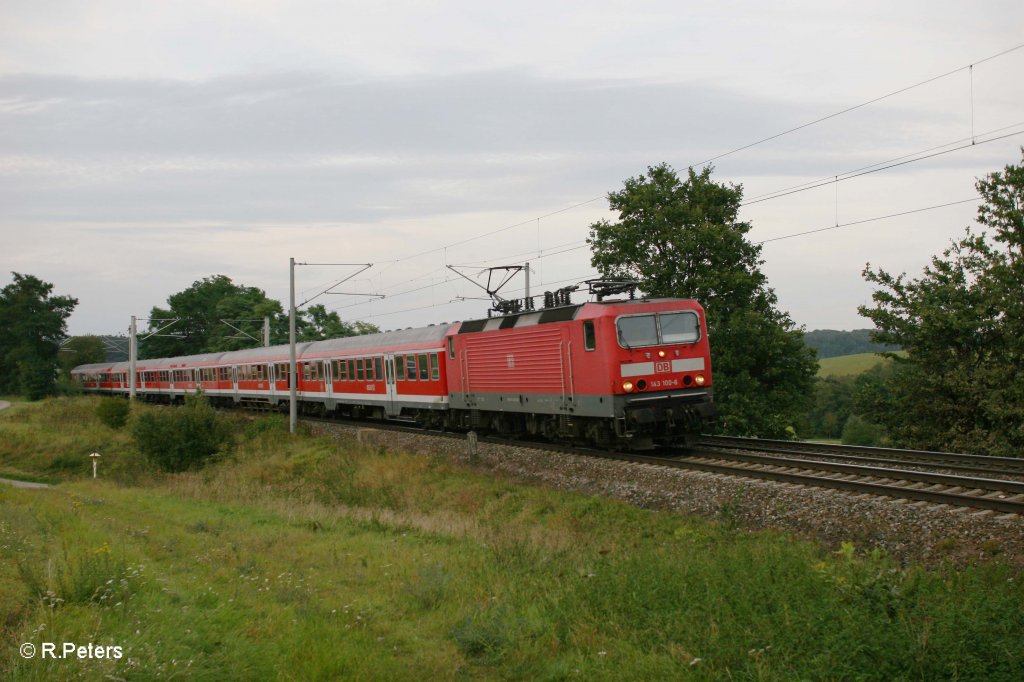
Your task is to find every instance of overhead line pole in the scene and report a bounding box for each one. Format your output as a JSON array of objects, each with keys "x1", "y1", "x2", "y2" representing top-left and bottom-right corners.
[
  {"x1": 289, "y1": 260, "x2": 381, "y2": 434},
  {"x1": 289, "y1": 257, "x2": 297, "y2": 434}
]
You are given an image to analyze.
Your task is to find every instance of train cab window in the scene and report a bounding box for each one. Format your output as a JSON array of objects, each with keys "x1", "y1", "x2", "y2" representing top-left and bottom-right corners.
[
  {"x1": 583, "y1": 320, "x2": 596, "y2": 351},
  {"x1": 418, "y1": 354, "x2": 428, "y2": 380},
  {"x1": 374, "y1": 357, "x2": 383, "y2": 381},
  {"x1": 447, "y1": 337, "x2": 455, "y2": 360},
  {"x1": 616, "y1": 315, "x2": 658, "y2": 348},
  {"x1": 659, "y1": 312, "x2": 700, "y2": 344},
  {"x1": 430, "y1": 353, "x2": 439, "y2": 380},
  {"x1": 406, "y1": 355, "x2": 417, "y2": 381},
  {"x1": 396, "y1": 355, "x2": 406, "y2": 380}
]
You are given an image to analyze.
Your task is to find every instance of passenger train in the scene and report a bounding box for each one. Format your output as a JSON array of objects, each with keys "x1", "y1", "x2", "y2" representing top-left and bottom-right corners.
[{"x1": 72, "y1": 297, "x2": 715, "y2": 448}]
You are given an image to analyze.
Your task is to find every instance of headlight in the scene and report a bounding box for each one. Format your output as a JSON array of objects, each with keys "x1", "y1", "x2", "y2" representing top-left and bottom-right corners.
[
  {"x1": 622, "y1": 381, "x2": 634, "y2": 392},
  {"x1": 695, "y1": 374, "x2": 706, "y2": 386}
]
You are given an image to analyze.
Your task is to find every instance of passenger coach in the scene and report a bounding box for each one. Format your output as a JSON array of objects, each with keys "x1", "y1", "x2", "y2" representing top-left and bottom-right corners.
[{"x1": 73, "y1": 297, "x2": 714, "y2": 448}]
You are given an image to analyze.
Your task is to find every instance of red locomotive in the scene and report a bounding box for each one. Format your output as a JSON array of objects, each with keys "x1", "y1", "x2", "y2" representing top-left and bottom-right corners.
[{"x1": 72, "y1": 297, "x2": 714, "y2": 448}]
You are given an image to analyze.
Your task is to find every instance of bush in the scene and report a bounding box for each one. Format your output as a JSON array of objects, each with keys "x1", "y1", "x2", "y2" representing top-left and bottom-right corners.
[
  {"x1": 96, "y1": 398, "x2": 130, "y2": 429},
  {"x1": 131, "y1": 393, "x2": 232, "y2": 472},
  {"x1": 841, "y1": 414, "x2": 886, "y2": 447}
]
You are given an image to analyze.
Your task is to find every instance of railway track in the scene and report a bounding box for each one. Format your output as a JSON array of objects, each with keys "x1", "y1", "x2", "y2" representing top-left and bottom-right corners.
[
  {"x1": 699, "y1": 435, "x2": 1024, "y2": 477},
  {"x1": 302, "y1": 416, "x2": 1024, "y2": 516}
]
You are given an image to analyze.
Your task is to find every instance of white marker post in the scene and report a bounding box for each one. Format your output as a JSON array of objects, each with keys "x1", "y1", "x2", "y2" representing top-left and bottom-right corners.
[{"x1": 90, "y1": 452, "x2": 101, "y2": 479}]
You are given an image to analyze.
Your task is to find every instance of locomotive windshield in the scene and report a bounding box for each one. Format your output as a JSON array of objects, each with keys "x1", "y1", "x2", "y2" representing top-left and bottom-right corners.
[
  {"x1": 617, "y1": 315, "x2": 658, "y2": 347},
  {"x1": 659, "y1": 312, "x2": 700, "y2": 343},
  {"x1": 616, "y1": 311, "x2": 700, "y2": 348}
]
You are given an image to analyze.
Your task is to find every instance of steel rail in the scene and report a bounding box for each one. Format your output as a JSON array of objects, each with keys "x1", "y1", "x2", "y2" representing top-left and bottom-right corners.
[
  {"x1": 679, "y1": 448, "x2": 1024, "y2": 495},
  {"x1": 699, "y1": 435, "x2": 1024, "y2": 474},
  {"x1": 587, "y1": 450, "x2": 1024, "y2": 515}
]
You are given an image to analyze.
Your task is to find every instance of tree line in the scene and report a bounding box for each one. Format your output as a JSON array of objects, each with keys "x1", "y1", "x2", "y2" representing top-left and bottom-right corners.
[
  {"x1": 5, "y1": 150, "x2": 1022, "y2": 457},
  {"x1": 0, "y1": 273, "x2": 381, "y2": 399}
]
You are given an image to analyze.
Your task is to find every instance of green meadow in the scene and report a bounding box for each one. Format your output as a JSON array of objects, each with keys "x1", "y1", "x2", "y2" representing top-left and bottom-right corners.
[
  {"x1": 816, "y1": 352, "x2": 896, "y2": 378},
  {"x1": 1, "y1": 397, "x2": 1022, "y2": 680}
]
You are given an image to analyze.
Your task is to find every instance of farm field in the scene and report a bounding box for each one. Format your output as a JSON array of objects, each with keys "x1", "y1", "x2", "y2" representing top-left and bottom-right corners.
[
  {"x1": 816, "y1": 352, "x2": 893, "y2": 378},
  {"x1": 1, "y1": 397, "x2": 1022, "y2": 680}
]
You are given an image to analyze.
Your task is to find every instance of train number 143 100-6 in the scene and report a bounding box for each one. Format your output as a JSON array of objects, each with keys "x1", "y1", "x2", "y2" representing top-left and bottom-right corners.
[{"x1": 648, "y1": 378, "x2": 680, "y2": 389}]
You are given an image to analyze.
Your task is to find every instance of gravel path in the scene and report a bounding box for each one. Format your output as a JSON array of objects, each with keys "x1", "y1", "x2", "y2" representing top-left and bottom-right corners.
[
  {"x1": 309, "y1": 422, "x2": 1024, "y2": 568},
  {"x1": 0, "y1": 477, "x2": 49, "y2": 489}
]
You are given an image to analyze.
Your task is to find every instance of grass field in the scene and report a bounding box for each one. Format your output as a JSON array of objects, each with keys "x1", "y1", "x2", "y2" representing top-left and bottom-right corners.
[
  {"x1": 817, "y1": 352, "x2": 897, "y2": 378},
  {"x1": 2, "y1": 397, "x2": 1023, "y2": 680}
]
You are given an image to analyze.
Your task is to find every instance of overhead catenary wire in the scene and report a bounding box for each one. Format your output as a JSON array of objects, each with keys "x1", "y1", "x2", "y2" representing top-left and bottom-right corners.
[
  {"x1": 755, "y1": 197, "x2": 982, "y2": 244},
  {"x1": 689, "y1": 42, "x2": 1024, "y2": 169},
  {"x1": 327, "y1": 43, "x2": 1024, "y2": 322}
]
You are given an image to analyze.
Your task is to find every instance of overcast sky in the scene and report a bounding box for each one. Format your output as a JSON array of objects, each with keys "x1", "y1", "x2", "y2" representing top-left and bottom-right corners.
[{"x1": 2, "y1": 1, "x2": 1022, "y2": 339}]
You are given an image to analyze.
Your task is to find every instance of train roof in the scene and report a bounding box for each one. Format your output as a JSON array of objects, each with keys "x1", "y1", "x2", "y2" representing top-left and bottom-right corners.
[
  {"x1": 304, "y1": 324, "x2": 452, "y2": 354},
  {"x1": 454, "y1": 298, "x2": 701, "y2": 335}
]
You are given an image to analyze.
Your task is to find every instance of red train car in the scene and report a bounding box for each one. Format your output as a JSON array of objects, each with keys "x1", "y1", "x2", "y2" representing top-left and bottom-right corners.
[
  {"x1": 73, "y1": 297, "x2": 714, "y2": 448},
  {"x1": 446, "y1": 298, "x2": 713, "y2": 447}
]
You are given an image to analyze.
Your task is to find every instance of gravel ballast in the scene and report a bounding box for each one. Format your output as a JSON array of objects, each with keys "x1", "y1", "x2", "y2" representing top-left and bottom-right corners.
[{"x1": 308, "y1": 422, "x2": 1024, "y2": 568}]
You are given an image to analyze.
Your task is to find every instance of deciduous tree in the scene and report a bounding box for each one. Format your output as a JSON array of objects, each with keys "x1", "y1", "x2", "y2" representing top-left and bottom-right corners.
[
  {"x1": 859, "y1": 150, "x2": 1024, "y2": 455},
  {"x1": 0, "y1": 273, "x2": 78, "y2": 399}
]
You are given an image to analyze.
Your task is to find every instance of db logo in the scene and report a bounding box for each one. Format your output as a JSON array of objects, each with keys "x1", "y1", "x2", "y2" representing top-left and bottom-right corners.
[{"x1": 654, "y1": 361, "x2": 672, "y2": 373}]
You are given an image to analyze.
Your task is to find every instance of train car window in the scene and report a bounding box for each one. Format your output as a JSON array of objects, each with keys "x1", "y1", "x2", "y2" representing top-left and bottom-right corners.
[
  {"x1": 616, "y1": 315, "x2": 658, "y2": 348},
  {"x1": 386, "y1": 358, "x2": 394, "y2": 384},
  {"x1": 406, "y1": 355, "x2": 417, "y2": 381},
  {"x1": 374, "y1": 357, "x2": 383, "y2": 381},
  {"x1": 276, "y1": 364, "x2": 288, "y2": 381},
  {"x1": 659, "y1": 312, "x2": 700, "y2": 344},
  {"x1": 447, "y1": 337, "x2": 455, "y2": 359},
  {"x1": 430, "y1": 353, "x2": 439, "y2": 380},
  {"x1": 341, "y1": 360, "x2": 349, "y2": 381},
  {"x1": 302, "y1": 363, "x2": 310, "y2": 381},
  {"x1": 258, "y1": 365, "x2": 266, "y2": 381},
  {"x1": 366, "y1": 358, "x2": 375, "y2": 381},
  {"x1": 583, "y1": 320, "x2": 596, "y2": 351},
  {"x1": 418, "y1": 354, "x2": 428, "y2": 380},
  {"x1": 356, "y1": 358, "x2": 365, "y2": 381},
  {"x1": 345, "y1": 359, "x2": 353, "y2": 381},
  {"x1": 396, "y1": 355, "x2": 406, "y2": 380}
]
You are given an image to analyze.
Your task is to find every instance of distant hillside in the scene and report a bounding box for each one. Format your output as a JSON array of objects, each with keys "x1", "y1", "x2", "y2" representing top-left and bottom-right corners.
[
  {"x1": 803, "y1": 329, "x2": 900, "y2": 359},
  {"x1": 817, "y1": 352, "x2": 894, "y2": 378}
]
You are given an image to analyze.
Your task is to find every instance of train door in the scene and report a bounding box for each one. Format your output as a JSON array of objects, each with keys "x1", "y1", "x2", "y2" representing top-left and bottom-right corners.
[{"x1": 383, "y1": 353, "x2": 399, "y2": 417}]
